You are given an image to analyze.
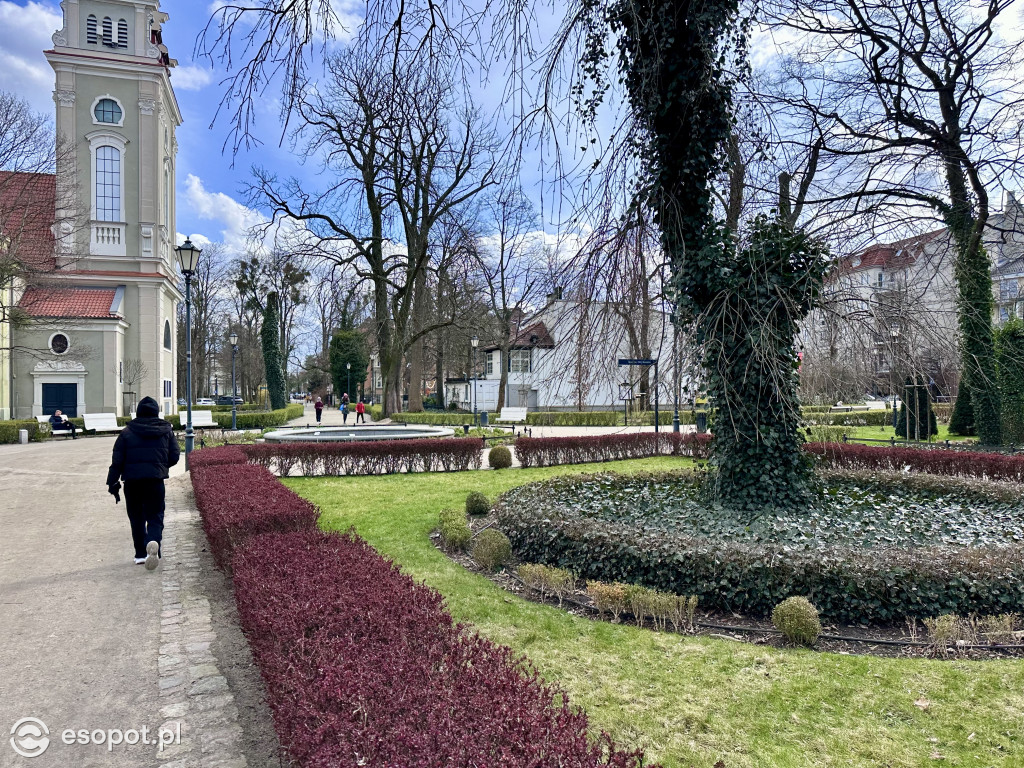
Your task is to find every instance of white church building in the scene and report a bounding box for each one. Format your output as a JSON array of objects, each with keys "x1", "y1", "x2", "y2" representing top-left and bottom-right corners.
[{"x1": 2, "y1": 0, "x2": 182, "y2": 419}]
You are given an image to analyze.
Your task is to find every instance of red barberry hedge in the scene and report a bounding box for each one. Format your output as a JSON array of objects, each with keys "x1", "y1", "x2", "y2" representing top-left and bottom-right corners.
[
  {"x1": 190, "y1": 463, "x2": 319, "y2": 567},
  {"x1": 243, "y1": 437, "x2": 483, "y2": 476},
  {"x1": 514, "y1": 432, "x2": 711, "y2": 468},
  {"x1": 805, "y1": 442, "x2": 1024, "y2": 482},
  {"x1": 232, "y1": 530, "x2": 653, "y2": 768},
  {"x1": 188, "y1": 445, "x2": 249, "y2": 468}
]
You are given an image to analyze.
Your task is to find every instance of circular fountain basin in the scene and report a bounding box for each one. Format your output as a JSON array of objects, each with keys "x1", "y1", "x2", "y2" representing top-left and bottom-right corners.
[{"x1": 262, "y1": 424, "x2": 455, "y2": 443}]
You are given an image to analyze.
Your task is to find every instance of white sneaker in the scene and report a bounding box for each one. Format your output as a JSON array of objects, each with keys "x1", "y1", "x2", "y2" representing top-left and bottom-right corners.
[
  {"x1": 133, "y1": 557, "x2": 146, "y2": 565},
  {"x1": 144, "y1": 541, "x2": 160, "y2": 570}
]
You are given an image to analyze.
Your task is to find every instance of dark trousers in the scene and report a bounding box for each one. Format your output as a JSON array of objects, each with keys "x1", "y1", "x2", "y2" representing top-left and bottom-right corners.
[
  {"x1": 53, "y1": 423, "x2": 77, "y2": 438},
  {"x1": 315, "y1": 409, "x2": 322, "y2": 423},
  {"x1": 124, "y1": 479, "x2": 165, "y2": 558},
  {"x1": 356, "y1": 412, "x2": 365, "y2": 423}
]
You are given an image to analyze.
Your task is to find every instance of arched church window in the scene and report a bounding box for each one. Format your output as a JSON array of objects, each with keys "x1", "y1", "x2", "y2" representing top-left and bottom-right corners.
[
  {"x1": 95, "y1": 146, "x2": 121, "y2": 222},
  {"x1": 102, "y1": 17, "x2": 113, "y2": 46},
  {"x1": 94, "y1": 98, "x2": 122, "y2": 125},
  {"x1": 117, "y1": 19, "x2": 128, "y2": 49},
  {"x1": 164, "y1": 320, "x2": 172, "y2": 350},
  {"x1": 86, "y1": 15, "x2": 97, "y2": 44}
]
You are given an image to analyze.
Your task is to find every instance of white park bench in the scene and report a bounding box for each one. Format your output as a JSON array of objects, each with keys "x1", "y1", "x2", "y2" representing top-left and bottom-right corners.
[
  {"x1": 188, "y1": 410, "x2": 218, "y2": 428},
  {"x1": 83, "y1": 412, "x2": 123, "y2": 433},
  {"x1": 495, "y1": 407, "x2": 528, "y2": 424}
]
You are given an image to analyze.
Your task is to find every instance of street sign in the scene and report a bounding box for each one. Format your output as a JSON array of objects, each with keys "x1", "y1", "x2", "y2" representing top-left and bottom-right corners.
[{"x1": 617, "y1": 358, "x2": 656, "y2": 366}]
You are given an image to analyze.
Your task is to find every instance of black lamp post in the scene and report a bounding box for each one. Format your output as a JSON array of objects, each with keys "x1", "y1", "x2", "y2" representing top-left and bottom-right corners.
[
  {"x1": 174, "y1": 236, "x2": 202, "y2": 470},
  {"x1": 230, "y1": 331, "x2": 239, "y2": 430},
  {"x1": 346, "y1": 361, "x2": 351, "y2": 403},
  {"x1": 671, "y1": 312, "x2": 680, "y2": 433},
  {"x1": 471, "y1": 336, "x2": 479, "y2": 426}
]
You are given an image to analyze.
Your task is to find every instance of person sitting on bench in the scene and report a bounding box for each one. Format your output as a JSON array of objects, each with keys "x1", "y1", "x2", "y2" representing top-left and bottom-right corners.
[{"x1": 49, "y1": 409, "x2": 78, "y2": 439}]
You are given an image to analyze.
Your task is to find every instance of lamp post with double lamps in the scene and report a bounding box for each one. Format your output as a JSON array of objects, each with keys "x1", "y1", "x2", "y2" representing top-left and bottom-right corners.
[
  {"x1": 174, "y1": 237, "x2": 203, "y2": 470},
  {"x1": 229, "y1": 331, "x2": 239, "y2": 430},
  {"x1": 470, "y1": 336, "x2": 479, "y2": 426}
]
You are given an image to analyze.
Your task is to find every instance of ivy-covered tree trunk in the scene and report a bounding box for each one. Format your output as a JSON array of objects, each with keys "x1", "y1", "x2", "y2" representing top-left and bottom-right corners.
[
  {"x1": 610, "y1": 0, "x2": 824, "y2": 510},
  {"x1": 948, "y1": 382, "x2": 975, "y2": 436},
  {"x1": 261, "y1": 292, "x2": 287, "y2": 410},
  {"x1": 944, "y1": 169, "x2": 1001, "y2": 445}
]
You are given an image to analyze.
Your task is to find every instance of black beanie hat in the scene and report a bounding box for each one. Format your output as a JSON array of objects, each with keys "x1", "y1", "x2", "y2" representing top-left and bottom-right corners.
[{"x1": 136, "y1": 396, "x2": 160, "y2": 418}]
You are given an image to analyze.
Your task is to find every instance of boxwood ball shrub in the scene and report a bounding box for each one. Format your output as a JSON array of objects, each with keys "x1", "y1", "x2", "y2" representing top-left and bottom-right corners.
[
  {"x1": 466, "y1": 490, "x2": 491, "y2": 516},
  {"x1": 772, "y1": 597, "x2": 821, "y2": 646},
  {"x1": 489, "y1": 445, "x2": 513, "y2": 469},
  {"x1": 473, "y1": 529, "x2": 512, "y2": 572},
  {"x1": 438, "y1": 507, "x2": 472, "y2": 551}
]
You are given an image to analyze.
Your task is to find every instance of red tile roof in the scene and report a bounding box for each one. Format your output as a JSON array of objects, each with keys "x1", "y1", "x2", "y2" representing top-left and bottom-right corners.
[
  {"x1": 19, "y1": 287, "x2": 120, "y2": 319},
  {"x1": 486, "y1": 321, "x2": 555, "y2": 351},
  {"x1": 0, "y1": 171, "x2": 57, "y2": 272},
  {"x1": 836, "y1": 229, "x2": 946, "y2": 276}
]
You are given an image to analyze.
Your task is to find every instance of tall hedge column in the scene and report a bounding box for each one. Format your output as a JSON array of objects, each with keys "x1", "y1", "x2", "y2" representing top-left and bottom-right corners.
[{"x1": 262, "y1": 292, "x2": 287, "y2": 410}]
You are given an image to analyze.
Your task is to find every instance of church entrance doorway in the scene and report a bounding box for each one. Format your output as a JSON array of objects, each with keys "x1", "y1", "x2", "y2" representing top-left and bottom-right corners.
[{"x1": 42, "y1": 383, "x2": 78, "y2": 417}]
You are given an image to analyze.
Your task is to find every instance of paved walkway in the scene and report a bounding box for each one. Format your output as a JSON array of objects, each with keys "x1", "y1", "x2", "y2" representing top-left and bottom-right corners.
[{"x1": 0, "y1": 438, "x2": 275, "y2": 768}]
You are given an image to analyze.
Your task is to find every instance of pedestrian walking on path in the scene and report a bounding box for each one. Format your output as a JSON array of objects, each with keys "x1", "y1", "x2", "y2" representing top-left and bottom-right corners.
[
  {"x1": 356, "y1": 399, "x2": 366, "y2": 423},
  {"x1": 315, "y1": 396, "x2": 324, "y2": 424},
  {"x1": 105, "y1": 396, "x2": 180, "y2": 570}
]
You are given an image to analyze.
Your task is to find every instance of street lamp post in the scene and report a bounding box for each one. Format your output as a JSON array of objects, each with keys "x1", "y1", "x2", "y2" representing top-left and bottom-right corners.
[
  {"x1": 671, "y1": 313, "x2": 680, "y2": 433},
  {"x1": 471, "y1": 336, "x2": 479, "y2": 426},
  {"x1": 230, "y1": 331, "x2": 239, "y2": 431},
  {"x1": 174, "y1": 237, "x2": 203, "y2": 470}
]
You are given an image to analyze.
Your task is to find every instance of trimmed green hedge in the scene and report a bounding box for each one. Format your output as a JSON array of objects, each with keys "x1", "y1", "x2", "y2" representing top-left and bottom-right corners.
[
  {"x1": 392, "y1": 412, "x2": 488, "y2": 426},
  {"x1": 167, "y1": 404, "x2": 303, "y2": 430},
  {"x1": 526, "y1": 411, "x2": 619, "y2": 426},
  {"x1": 0, "y1": 419, "x2": 50, "y2": 444}
]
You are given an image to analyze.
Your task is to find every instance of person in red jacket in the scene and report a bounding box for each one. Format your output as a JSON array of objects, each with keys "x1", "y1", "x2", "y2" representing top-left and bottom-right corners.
[
  {"x1": 314, "y1": 396, "x2": 324, "y2": 424},
  {"x1": 355, "y1": 399, "x2": 366, "y2": 423}
]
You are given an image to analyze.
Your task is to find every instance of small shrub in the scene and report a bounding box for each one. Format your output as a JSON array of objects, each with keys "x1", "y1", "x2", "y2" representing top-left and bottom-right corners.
[
  {"x1": 669, "y1": 595, "x2": 699, "y2": 634},
  {"x1": 624, "y1": 584, "x2": 652, "y2": 627},
  {"x1": 923, "y1": 614, "x2": 969, "y2": 657},
  {"x1": 466, "y1": 490, "x2": 491, "y2": 516},
  {"x1": 587, "y1": 581, "x2": 627, "y2": 623},
  {"x1": 772, "y1": 597, "x2": 821, "y2": 646},
  {"x1": 438, "y1": 508, "x2": 472, "y2": 551},
  {"x1": 977, "y1": 613, "x2": 1019, "y2": 645},
  {"x1": 518, "y1": 563, "x2": 575, "y2": 605},
  {"x1": 473, "y1": 528, "x2": 512, "y2": 571},
  {"x1": 489, "y1": 445, "x2": 513, "y2": 469}
]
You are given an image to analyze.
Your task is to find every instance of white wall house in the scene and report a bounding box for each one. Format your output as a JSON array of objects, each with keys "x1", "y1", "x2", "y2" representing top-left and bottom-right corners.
[{"x1": 446, "y1": 296, "x2": 684, "y2": 412}]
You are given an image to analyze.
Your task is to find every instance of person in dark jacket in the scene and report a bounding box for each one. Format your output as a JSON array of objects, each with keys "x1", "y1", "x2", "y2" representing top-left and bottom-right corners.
[
  {"x1": 105, "y1": 396, "x2": 180, "y2": 569},
  {"x1": 49, "y1": 409, "x2": 77, "y2": 438},
  {"x1": 314, "y1": 396, "x2": 324, "y2": 423}
]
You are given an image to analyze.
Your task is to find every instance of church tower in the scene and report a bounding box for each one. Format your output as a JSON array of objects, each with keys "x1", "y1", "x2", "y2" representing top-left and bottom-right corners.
[{"x1": 12, "y1": 0, "x2": 182, "y2": 418}]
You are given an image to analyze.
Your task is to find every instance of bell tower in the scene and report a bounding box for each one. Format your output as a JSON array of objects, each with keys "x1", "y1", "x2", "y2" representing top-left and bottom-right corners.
[{"x1": 42, "y1": 0, "x2": 183, "y2": 416}]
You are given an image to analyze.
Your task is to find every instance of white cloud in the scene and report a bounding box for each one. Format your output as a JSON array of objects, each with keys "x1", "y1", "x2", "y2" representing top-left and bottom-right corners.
[
  {"x1": 182, "y1": 174, "x2": 265, "y2": 256},
  {"x1": 171, "y1": 64, "x2": 214, "y2": 92},
  {"x1": 0, "y1": 1, "x2": 63, "y2": 116}
]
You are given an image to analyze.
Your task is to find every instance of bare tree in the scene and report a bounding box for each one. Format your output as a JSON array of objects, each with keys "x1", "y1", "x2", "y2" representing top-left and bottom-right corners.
[
  {"x1": 762, "y1": 0, "x2": 1024, "y2": 444},
  {"x1": 250, "y1": 48, "x2": 499, "y2": 414}
]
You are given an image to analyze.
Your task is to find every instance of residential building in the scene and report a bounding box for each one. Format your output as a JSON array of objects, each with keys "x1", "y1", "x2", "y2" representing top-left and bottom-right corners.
[{"x1": 446, "y1": 292, "x2": 684, "y2": 412}]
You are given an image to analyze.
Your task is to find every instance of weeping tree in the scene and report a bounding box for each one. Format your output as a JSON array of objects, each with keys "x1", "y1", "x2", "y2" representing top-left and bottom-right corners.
[{"x1": 261, "y1": 292, "x2": 288, "y2": 410}]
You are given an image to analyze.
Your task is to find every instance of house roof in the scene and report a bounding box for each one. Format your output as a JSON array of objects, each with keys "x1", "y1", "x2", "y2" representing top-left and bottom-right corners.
[
  {"x1": 835, "y1": 229, "x2": 946, "y2": 276},
  {"x1": 18, "y1": 286, "x2": 122, "y2": 319},
  {"x1": 485, "y1": 321, "x2": 555, "y2": 352},
  {"x1": 0, "y1": 171, "x2": 57, "y2": 272}
]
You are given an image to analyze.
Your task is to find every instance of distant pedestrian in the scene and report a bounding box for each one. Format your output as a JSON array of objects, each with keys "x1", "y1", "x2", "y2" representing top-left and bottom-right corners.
[
  {"x1": 341, "y1": 400, "x2": 349, "y2": 424},
  {"x1": 314, "y1": 396, "x2": 324, "y2": 424},
  {"x1": 48, "y1": 409, "x2": 77, "y2": 439},
  {"x1": 105, "y1": 396, "x2": 179, "y2": 570},
  {"x1": 355, "y1": 399, "x2": 366, "y2": 424}
]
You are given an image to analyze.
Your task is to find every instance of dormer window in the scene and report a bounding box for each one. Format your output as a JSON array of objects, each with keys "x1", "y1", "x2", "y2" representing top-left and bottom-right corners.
[
  {"x1": 117, "y1": 19, "x2": 128, "y2": 49},
  {"x1": 86, "y1": 15, "x2": 97, "y2": 44},
  {"x1": 94, "y1": 98, "x2": 123, "y2": 125}
]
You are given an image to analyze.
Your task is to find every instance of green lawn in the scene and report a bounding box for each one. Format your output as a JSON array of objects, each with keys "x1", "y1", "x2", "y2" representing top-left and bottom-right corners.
[
  {"x1": 839, "y1": 424, "x2": 970, "y2": 443},
  {"x1": 286, "y1": 458, "x2": 1024, "y2": 768}
]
